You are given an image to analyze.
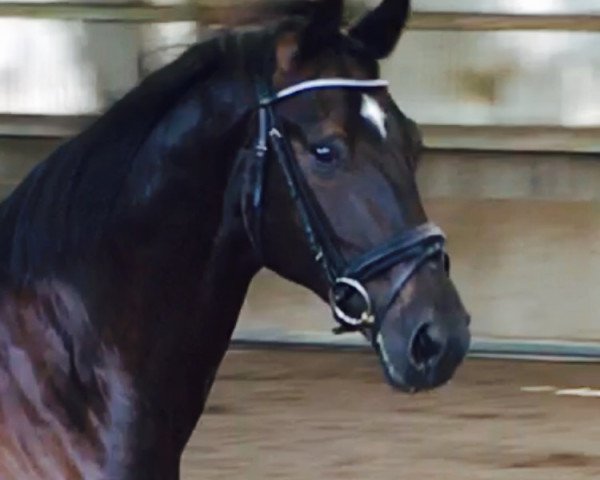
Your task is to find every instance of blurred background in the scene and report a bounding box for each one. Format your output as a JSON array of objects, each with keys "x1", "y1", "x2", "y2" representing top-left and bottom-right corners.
[{"x1": 0, "y1": 0, "x2": 599, "y2": 349}]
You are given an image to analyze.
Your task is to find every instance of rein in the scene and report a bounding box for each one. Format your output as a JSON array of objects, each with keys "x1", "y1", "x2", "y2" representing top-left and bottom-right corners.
[{"x1": 242, "y1": 77, "x2": 449, "y2": 339}]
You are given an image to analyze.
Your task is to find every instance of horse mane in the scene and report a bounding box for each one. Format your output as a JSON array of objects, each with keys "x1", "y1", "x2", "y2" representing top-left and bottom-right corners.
[
  {"x1": 0, "y1": 34, "x2": 233, "y2": 272},
  {"x1": 0, "y1": 5, "x2": 332, "y2": 274},
  {"x1": 1, "y1": 3, "x2": 319, "y2": 214},
  {"x1": 0, "y1": 275, "x2": 135, "y2": 479},
  {"x1": 74, "y1": 37, "x2": 224, "y2": 165}
]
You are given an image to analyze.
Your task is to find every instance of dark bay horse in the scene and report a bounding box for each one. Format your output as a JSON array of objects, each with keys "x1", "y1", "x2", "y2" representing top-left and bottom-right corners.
[{"x1": 0, "y1": 0, "x2": 470, "y2": 477}]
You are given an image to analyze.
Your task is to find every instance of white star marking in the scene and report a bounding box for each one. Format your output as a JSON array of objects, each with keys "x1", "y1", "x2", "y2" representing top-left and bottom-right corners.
[{"x1": 361, "y1": 94, "x2": 387, "y2": 139}]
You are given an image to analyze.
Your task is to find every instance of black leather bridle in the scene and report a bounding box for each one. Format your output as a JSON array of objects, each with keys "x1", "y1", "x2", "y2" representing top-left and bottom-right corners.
[{"x1": 241, "y1": 77, "x2": 449, "y2": 338}]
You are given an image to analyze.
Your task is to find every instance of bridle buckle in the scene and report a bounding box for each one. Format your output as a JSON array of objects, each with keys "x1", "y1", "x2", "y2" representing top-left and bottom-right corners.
[{"x1": 329, "y1": 277, "x2": 374, "y2": 330}]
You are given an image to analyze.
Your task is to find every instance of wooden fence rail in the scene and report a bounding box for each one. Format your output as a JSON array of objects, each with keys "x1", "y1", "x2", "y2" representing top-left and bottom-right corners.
[{"x1": 0, "y1": 2, "x2": 598, "y2": 31}]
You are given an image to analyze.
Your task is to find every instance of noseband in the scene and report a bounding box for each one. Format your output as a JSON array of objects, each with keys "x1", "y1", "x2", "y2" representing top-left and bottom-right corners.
[{"x1": 241, "y1": 77, "x2": 449, "y2": 337}]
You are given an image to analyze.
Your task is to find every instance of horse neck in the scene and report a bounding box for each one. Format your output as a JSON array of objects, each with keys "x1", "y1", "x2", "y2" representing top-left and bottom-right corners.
[
  {"x1": 117, "y1": 64, "x2": 262, "y2": 313},
  {"x1": 0, "y1": 34, "x2": 269, "y2": 471},
  {"x1": 95, "y1": 64, "x2": 265, "y2": 464}
]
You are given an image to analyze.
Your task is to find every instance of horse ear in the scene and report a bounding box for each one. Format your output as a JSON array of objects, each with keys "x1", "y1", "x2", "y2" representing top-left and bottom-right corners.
[
  {"x1": 298, "y1": 0, "x2": 344, "y2": 58},
  {"x1": 349, "y1": 0, "x2": 410, "y2": 59}
]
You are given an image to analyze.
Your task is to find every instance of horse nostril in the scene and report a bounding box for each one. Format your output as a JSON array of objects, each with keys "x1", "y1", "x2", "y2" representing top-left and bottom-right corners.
[{"x1": 409, "y1": 322, "x2": 445, "y2": 370}]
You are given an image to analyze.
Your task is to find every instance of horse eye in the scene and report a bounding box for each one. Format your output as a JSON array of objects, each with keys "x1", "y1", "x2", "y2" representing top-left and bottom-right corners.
[{"x1": 312, "y1": 146, "x2": 336, "y2": 164}]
